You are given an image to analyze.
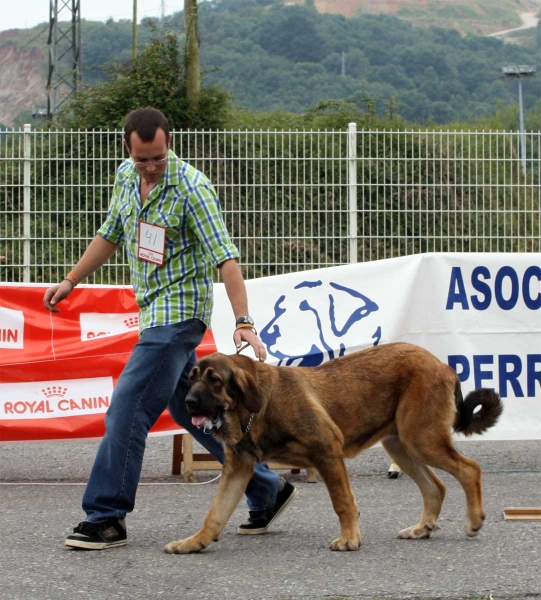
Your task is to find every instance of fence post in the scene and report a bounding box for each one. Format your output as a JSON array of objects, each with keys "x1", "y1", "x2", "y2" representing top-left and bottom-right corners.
[
  {"x1": 23, "y1": 124, "x2": 32, "y2": 283},
  {"x1": 347, "y1": 122, "x2": 358, "y2": 263}
]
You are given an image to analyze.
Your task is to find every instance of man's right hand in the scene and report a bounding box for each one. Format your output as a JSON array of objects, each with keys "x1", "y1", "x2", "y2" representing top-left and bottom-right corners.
[{"x1": 43, "y1": 280, "x2": 74, "y2": 313}]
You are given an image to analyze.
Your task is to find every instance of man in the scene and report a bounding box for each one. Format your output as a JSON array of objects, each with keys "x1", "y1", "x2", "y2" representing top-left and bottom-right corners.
[{"x1": 43, "y1": 107, "x2": 297, "y2": 550}]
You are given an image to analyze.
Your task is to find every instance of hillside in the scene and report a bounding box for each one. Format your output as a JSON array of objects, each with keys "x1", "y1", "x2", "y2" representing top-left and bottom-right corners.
[
  {"x1": 0, "y1": 31, "x2": 47, "y2": 127},
  {"x1": 297, "y1": 0, "x2": 541, "y2": 35},
  {"x1": 2, "y1": 0, "x2": 541, "y2": 127}
]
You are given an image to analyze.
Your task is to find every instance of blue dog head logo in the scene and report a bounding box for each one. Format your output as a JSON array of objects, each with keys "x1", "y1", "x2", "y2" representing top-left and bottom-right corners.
[{"x1": 260, "y1": 281, "x2": 381, "y2": 366}]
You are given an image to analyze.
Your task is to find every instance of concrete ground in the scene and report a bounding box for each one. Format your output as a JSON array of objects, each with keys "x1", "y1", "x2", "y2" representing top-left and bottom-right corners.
[{"x1": 1, "y1": 437, "x2": 540, "y2": 600}]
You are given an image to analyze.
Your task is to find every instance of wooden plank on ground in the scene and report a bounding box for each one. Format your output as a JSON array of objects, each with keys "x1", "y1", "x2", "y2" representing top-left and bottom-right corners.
[{"x1": 503, "y1": 508, "x2": 541, "y2": 520}]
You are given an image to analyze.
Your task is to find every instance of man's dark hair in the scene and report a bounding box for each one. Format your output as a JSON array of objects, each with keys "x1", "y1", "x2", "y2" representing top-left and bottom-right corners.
[{"x1": 124, "y1": 107, "x2": 170, "y2": 148}]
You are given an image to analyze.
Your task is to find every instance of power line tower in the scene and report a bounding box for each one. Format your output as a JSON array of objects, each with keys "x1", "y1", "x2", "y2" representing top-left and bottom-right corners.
[{"x1": 47, "y1": 0, "x2": 82, "y2": 119}]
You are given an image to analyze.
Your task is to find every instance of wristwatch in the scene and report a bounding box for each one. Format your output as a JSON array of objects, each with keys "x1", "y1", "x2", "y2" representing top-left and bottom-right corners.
[{"x1": 235, "y1": 316, "x2": 255, "y2": 327}]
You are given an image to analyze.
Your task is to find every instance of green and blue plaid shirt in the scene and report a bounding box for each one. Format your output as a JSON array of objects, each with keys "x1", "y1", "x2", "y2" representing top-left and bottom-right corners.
[{"x1": 97, "y1": 151, "x2": 239, "y2": 333}]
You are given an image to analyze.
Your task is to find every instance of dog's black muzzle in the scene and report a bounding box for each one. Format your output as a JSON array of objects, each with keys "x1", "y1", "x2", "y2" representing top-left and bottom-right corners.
[
  {"x1": 184, "y1": 393, "x2": 200, "y2": 414},
  {"x1": 184, "y1": 388, "x2": 221, "y2": 418}
]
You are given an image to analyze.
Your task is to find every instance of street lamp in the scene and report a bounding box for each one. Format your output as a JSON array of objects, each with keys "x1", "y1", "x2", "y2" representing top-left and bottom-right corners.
[
  {"x1": 502, "y1": 65, "x2": 536, "y2": 176},
  {"x1": 32, "y1": 109, "x2": 48, "y2": 120}
]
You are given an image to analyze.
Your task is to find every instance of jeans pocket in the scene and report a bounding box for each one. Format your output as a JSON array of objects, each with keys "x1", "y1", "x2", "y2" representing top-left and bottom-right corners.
[{"x1": 182, "y1": 318, "x2": 207, "y2": 353}]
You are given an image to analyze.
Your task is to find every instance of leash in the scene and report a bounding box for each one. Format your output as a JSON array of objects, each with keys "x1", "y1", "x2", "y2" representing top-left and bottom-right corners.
[
  {"x1": 234, "y1": 325, "x2": 256, "y2": 434},
  {"x1": 236, "y1": 342, "x2": 251, "y2": 354},
  {"x1": 234, "y1": 323, "x2": 257, "y2": 356}
]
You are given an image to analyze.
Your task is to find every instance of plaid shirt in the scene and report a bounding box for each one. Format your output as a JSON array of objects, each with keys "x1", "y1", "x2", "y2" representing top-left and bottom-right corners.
[{"x1": 97, "y1": 151, "x2": 239, "y2": 333}]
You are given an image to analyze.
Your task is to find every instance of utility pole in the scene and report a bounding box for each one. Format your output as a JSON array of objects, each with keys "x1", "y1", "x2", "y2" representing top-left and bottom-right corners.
[
  {"x1": 502, "y1": 65, "x2": 536, "y2": 176},
  {"x1": 184, "y1": 0, "x2": 200, "y2": 106},
  {"x1": 132, "y1": 0, "x2": 138, "y2": 60},
  {"x1": 47, "y1": 0, "x2": 82, "y2": 119}
]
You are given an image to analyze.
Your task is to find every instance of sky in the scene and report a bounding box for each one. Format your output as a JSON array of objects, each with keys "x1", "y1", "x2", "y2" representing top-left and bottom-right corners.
[{"x1": 0, "y1": 0, "x2": 185, "y2": 33}]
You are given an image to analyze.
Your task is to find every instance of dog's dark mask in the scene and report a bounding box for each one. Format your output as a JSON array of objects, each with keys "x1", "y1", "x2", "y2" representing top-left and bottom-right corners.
[
  {"x1": 185, "y1": 366, "x2": 224, "y2": 431},
  {"x1": 184, "y1": 354, "x2": 262, "y2": 434}
]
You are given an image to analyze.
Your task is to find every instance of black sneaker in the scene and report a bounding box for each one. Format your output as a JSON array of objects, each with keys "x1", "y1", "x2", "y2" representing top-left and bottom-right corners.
[
  {"x1": 238, "y1": 480, "x2": 298, "y2": 535},
  {"x1": 65, "y1": 518, "x2": 127, "y2": 550}
]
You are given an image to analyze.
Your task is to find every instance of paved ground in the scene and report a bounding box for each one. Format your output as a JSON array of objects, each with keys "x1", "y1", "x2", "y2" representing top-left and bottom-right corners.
[{"x1": 1, "y1": 437, "x2": 540, "y2": 600}]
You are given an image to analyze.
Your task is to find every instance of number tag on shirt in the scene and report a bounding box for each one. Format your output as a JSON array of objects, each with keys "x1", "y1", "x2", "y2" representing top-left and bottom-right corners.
[{"x1": 138, "y1": 221, "x2": 166, "y2": 265}]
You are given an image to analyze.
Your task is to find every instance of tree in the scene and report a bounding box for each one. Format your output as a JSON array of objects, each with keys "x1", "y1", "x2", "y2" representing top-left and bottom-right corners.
[
  {"x1": 54, "y1": 29, "x2": 229, "y2": 130},
  {"x1": 254, "y1": 5, "x2": 326, "y2": 63},
  {"x1": 184, "y1": 0, "x2": 201, "y2": 106}
]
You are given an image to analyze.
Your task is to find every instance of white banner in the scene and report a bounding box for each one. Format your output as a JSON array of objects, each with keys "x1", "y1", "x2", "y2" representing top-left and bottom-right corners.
[
  {"x1": 211, "y1": 253, "x2": 541, "y2": 441},
  {"x1": 1, "y1": 377, "x2": 113, "y2": 420}
]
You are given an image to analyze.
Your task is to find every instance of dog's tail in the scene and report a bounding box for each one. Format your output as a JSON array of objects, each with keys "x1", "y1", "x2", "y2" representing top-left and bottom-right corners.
[{"x1": 453, "y1": 382, "x2": 503, "y2": 436}]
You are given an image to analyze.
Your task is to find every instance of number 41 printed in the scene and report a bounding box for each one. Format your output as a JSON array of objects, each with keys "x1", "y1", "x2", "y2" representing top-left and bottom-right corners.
[{"x1": 138, "y1": 221, "x2": 166, "y2": 265}]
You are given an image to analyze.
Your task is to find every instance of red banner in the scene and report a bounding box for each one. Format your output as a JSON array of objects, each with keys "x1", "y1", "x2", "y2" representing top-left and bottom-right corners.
[{"x1": 0, "y1": 284, "x2": 217, "y2": 442}]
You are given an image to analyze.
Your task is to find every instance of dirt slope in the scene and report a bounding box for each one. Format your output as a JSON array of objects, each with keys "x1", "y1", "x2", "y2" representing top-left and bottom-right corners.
[
  {"x1": 0, "y1": 32, "x2": 47, "y2": 127},
  {"x1": 294, "y1": 0, "x2": 541, "y2": 35}
]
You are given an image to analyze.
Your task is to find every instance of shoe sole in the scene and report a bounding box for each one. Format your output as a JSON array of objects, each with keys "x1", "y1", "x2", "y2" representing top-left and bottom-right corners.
[
  {"x1": 237, "y1": 486, "x2": 298, "y2": 535},
  {"x1": 65, "y1": 539, "x2": 127, "y2": 550}
]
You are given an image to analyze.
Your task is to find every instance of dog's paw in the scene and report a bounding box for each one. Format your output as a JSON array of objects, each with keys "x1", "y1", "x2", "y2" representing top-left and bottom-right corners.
[
  {"x1": 397, "y1": 523, "x2": 440, "y2": 539},
  {"x1": 163, "y1": 536, "x2": 207, "y2": 554},
  {"x1": 465, "y1": 514, "x2": 485, "y2": 537},
  {"x1": 329, "y1": 535, "x2": 361, "y2": 551}
]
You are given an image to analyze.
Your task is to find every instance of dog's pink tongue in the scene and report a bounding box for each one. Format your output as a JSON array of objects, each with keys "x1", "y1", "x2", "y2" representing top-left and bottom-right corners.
[{"x1": 191, "y1": 416, "x2": 207, "y2": 427}]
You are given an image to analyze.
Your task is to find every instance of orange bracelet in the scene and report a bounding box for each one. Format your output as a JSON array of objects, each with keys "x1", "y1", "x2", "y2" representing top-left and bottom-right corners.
[
  {"x1": 65, "y1": 271, "x2": 79, "y2": 286},
  {"x1": 235, "y1": 323, "x2": 257, "y2": 334}
]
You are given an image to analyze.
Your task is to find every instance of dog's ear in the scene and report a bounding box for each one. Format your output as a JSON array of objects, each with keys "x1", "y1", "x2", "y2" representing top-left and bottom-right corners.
[
  {"x1": 228, "y1": 358, "x2": 262, "y2": 414},
  {"x1": 188, "y1": 365, "x2": 199, "y2": 386}
]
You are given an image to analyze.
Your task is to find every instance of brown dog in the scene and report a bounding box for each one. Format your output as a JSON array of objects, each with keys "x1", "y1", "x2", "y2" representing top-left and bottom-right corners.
[{"x1": 164, "y1": 342, "x2": 502, "y2": 554}]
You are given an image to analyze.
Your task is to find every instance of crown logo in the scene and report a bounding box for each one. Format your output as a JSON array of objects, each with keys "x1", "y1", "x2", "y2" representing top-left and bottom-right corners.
[
  {"x1": 124, "y1": 317, "x2": 139, "y2": 328},
  {"x1": 41, "y1": 386, "x2": 68, "y2": 398}
]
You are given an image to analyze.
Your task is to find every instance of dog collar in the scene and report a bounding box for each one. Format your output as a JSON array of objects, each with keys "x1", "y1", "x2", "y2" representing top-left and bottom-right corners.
[{"x1": 244, "y1": 412, "x2": 255, "y2": 435}]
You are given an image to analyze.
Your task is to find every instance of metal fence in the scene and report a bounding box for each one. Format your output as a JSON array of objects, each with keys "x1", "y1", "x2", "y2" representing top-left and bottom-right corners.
[{"x1": 1, "y1": 125, "x2": 540, "y2": 284}]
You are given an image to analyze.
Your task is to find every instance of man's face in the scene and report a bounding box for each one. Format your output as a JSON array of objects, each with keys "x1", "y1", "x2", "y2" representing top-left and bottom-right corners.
[{"x1": 124, "y1": 128, "x2": 171, "y2": 185}]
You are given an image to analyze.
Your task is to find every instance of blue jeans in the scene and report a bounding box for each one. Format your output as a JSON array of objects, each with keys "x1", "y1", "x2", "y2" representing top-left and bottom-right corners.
[{"x1": 82, "y1": 319, "x2": 279, "y2": 521}]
